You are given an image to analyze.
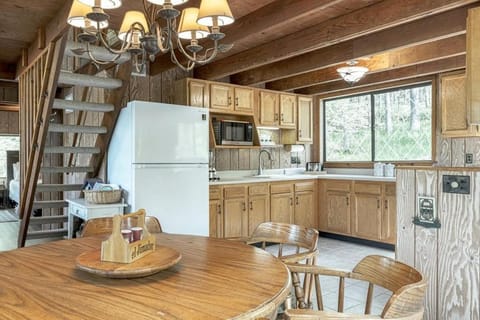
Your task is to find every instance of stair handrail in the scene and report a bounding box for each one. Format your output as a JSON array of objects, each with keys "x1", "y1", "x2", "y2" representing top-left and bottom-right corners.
[{"x1": 18, "y1": 34, "x2": 68, "y2": 248}]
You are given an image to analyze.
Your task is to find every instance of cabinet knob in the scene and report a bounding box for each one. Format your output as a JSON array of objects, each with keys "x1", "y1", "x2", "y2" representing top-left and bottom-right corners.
[
  {"x1": 217, "y1": 204, "x2": 221, "y2": 214},
  {"x1": 295, "y1": 196, "x2": 299, "y2": 205},
  {"x1": 298, "y1": 129, "x2": 302, "y2": 137},
  {"x1": 281, "y1": 113, "x2": 284, "y2": 121},
  {"x1": 377, "y1": 199, "x2": 380, "y2": 209},
  {"x1": 274, "y1": 113, "x2": 278, "y2": 121},
  {"x1": 290, "y1": 197, "x2": 293, "y2": 206},
  {"x1": 235, "y1": 97, "x2": 239, "y2": 106},
  {"x1": 228, "y1": 96, "x2": 232, "y2": 105},
  {"x1": 385, "y1": 200, "x2": 388, "y2": 209},
  {"x1": 346, "y1": 197, "x2": 349, "y2": 206},
  {"x1": 249, "y1": 201, "x2": 253, "y2": 211},
  {"x1": 242, "y1": 202, "x2": 246, "y2": 211}
]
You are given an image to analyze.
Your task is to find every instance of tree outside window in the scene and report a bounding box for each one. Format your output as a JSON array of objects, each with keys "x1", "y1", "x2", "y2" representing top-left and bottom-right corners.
[{"x1": 324, "y1": 83, "x2": 432, "y2": 162}]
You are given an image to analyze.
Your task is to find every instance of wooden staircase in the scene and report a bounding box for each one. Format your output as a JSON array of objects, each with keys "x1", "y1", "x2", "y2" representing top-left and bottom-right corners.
[{"x1": 17, "y1": 34, "x2": 132, "y2": 247}]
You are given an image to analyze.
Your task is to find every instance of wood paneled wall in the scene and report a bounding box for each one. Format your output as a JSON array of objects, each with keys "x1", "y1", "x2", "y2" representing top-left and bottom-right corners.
[
  {"x1": 396, "y1": 168, "x2": 480, "y2": 320},
  {"x1": 0, "y1": 111, "x2": 19, "y2": 134}
]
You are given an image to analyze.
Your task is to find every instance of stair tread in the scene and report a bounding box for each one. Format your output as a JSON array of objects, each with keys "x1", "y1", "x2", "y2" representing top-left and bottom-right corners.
[
  {"x1": 37, "y1": 184, "x2": 83, "y2": 192},
  {"x1": 44, "y1": 146, "x2": 101, "y2": 154},
  {"x1": 26, "y1": 228, "x2": 68, "y2": 240},
  {"x1": 33, "y1": 200, "x2": 69, "y2": 208},
  {"x1": 30, "y1": 215, "x2": 68, "y2": 224},
  {"x1": 40, "y1": 166, "x2": 94, "y2": 173},
  {"x1": 58, "y1": 71, "x2": 122, "y2": 89},
  {"x1": 48, "y1": 123, "x2": 107, "y2": 134},
  {"x1": 53, "y1": 99, "x2": 115, "y2": 112}
]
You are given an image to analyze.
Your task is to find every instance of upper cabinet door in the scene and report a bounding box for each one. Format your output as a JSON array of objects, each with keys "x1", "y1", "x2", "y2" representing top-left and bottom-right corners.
[
  {"x1": 440, "y1": 72, "x2": 480, "y2": 137},
  {"x1": 259, "y1": 91, "x2": 279, "y2": 126},
  {"x1": 297, "y1": 96, "x2": 313, "y2": 143},
  {"x1": 280, "y1": 94, "x2": 296, "y2": 128},
  {"x1": 189, "y1": 80, "x2": 209, "y2": 108},
  {"x1": 210, "y1": 83, "x2": 233, "y2": 111},
  {"x1": 233, "y1": 87, "x2": 254, "y2": 114}
]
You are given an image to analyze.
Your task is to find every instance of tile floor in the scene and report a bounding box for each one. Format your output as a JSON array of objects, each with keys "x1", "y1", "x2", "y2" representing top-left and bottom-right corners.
[{"x1": 267, "y1": 236, "x2": 395, "y2": 316}]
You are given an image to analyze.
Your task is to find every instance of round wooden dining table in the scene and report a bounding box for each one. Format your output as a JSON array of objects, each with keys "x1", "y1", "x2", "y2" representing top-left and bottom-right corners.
[{"x1": 0, "y1": 233, "x2": 291, "y2": 320}]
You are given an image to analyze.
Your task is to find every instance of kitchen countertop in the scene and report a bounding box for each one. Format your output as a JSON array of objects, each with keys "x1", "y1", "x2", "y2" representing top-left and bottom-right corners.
[{"x1": 209, "y1": 171, "x2": 396, "y2": 185}]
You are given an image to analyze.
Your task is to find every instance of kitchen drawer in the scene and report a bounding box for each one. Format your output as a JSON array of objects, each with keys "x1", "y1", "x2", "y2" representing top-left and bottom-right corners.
[
  {"x1": 270, "y1": 183, "x2": 293, "y2": 194},
  {"x1": 249, "y1": 183, "x2": 269, "y2": 196},
  {"x1": 69, "y1": 204, "x2": 87, "y2": 220},
  {"x1": 209, "y1": 186, "x2": 222, "y2": 200},
  {"x1": 224, "y1": 185, "x2": 247, "y2": 199},
  {"x1": 353, "y1": 182, "x2": 381, "y2": 195},
  {"x1": 324, "y1": 180, "x2": 351, "y2": 192},
  {"x1": 295, "y1": 181, "x2": 314, "y2": 192}
]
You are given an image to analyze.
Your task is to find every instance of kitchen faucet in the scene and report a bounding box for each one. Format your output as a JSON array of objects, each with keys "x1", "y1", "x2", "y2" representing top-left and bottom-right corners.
[{"x1": 258, "y1": 149, "x2": 273, "y2": 176}]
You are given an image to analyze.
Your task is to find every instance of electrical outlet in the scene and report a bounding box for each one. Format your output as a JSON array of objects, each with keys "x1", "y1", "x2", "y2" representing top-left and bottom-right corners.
[{"x1": 466, "y1": 153, "x2": 474, "y2": 164}]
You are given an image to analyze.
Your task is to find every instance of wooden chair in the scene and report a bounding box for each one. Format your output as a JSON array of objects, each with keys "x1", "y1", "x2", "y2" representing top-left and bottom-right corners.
[
  {"x1": 284, "y1": 255, "x2": 427, "y2": 320},
  {"x1": 80, "y1": 213, "x2": 163, "y2": 237},
  {"x1": 246, "y1": 222, "x2": 319, "y2": 263}
]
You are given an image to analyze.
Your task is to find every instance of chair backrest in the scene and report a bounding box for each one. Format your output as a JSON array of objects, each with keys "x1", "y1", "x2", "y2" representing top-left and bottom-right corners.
[
  {"x1": 286, "y1": 254, "x2": 426, "y2": 319},
  {"x1": 80, "y1": 215, "x2": 163, "y2": 237},
  {"x1": 351, "y1": 255, "x2": 426, "y2": 318},
  {"x1": 248, "y1": 222, "x2": 319, "y2": 259}
]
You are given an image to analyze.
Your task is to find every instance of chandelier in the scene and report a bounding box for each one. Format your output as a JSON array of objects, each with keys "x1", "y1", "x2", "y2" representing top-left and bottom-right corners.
[
  {"x1": 67, "y1": 0, "x2": 235, "y2": 72},
  {"x1": 336, "y1": 60, "x2": 369, "y2": 85}
]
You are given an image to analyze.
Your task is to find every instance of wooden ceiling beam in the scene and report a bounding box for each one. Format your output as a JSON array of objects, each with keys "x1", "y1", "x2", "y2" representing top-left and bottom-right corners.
[
  {"x1": 231, "y1": 6, "x2": 468, "y2": 86},
  {"x1": 194, "y1": 0, "x2": 478, "y2": 81},
  {"x1": 15, "y1": 0, "x2": 73, "y2": 78},
  {"x1": 297, "y1": 56, "x2": 465, "y2": 95},
  {"x1": 316, "y1": 76, "x2": 436, "y2": 100},
  {"x1": 267, "y1": 35, "x2": 466, "y2": 91},
  {"x1": 150, "y1": 0, "x2": 345, "y2": 75}
]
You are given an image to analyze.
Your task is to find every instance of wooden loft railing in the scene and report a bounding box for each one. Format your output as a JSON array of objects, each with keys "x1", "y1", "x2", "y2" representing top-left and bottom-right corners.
[{"x1": 17, "y1": 35, "x2": 67, "y2": 248}]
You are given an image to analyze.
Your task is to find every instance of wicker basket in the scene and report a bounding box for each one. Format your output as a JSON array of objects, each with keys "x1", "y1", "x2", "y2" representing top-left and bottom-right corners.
[{"x1": 83, "y1": 189, "x2": 122, "y2": 204}]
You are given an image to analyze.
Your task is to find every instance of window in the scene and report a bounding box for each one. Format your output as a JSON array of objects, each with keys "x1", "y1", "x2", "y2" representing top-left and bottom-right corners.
[{"x1": 324, "y1": 83, "x2": 433, "y2": 163}]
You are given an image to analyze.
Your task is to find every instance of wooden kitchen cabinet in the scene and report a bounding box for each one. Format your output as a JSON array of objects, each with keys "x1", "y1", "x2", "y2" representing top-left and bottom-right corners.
[
  {"x1": 319, "y1": 180, "x2": 396, "y2": 244},
  {"x1": 0, "y1": 111, "x2": 18, "y2": 134},
  {"x1": 248, "y1": 183, "x2": 270, "y2": 235},
  {"x1": 223, "y1": 185, "x2": 248, "y2": 238},
  {"x1": 210, "y1": 83, "x2": 254, "y2": 114},
  {"x1": 279, "y1": 94, "x2": 296, "y2": 128},
  {"x1": 297, "y1": 96, "x2": 313, "y2": 143},
  {"x1": 270, "y1": 183, "x2": 294, "y2": 224},
  {"x1": 351, "y1": 182, "x2": 382, "y2": 241},
  {"x1": 440, "y1": 72, "x2": 480, "y2": 137},
  {"x1": 467, "y1": 7, "x2": 480, "y2": 125},
  {"x1": 382, "y1": 183, "x2": 396, "y2": 244},
  {"x1": 294, "y1": 181, "x2": 315, "y2": 228},
  {"x1": 259, "y1": 90, "x2": 279, "y2": 126},
  {"x1": 210, "y1": 83, "x2": 233, "y2": 112},
  {"x1": 209, "y1": 186, "x2": 223, "y2": 238},
  {"x1": 174, "y1": 78, "x2": 209, "y2": 108},
  {"x1": 320, "y1": 180, "x2": 351, "y2": 235}
]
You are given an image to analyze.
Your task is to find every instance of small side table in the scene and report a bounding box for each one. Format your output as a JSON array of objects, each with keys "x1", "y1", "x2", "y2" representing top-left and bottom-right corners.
[{"x1": 66, "y1": 199, "x2": 127, "y2": 238}]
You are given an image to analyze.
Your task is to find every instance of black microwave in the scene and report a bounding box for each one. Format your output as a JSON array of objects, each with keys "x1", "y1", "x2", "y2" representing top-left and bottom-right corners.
[{"x1": 212, "y1": 119, "x2": 254, "y2": 146}]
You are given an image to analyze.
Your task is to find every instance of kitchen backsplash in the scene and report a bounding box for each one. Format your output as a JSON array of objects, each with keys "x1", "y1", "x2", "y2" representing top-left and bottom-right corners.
[{"x1": 213, "y1": 145, "x2": 312, "y2": 171}]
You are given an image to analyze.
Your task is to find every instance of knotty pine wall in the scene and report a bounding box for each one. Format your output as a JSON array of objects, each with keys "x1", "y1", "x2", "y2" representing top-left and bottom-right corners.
[{"x1": 396, "y1": 168, "x2": 479, "y2": 320}]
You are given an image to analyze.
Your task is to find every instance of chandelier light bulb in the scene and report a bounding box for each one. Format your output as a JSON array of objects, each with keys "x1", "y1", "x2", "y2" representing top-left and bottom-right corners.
[
  {"x1": 77, "y1": 0, "x2": 122, "y2": 9},
  {"x1": 147, "y1": 0, "x2": 188, "y2": 5}
]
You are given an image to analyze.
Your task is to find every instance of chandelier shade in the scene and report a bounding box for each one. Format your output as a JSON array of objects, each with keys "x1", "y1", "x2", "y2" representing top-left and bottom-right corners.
[
  {"x1": 178, "y1": 8, "x2": 210, "y2": 40},
  {"x1": 118, "y1": 11, "x2": 150, "y2": 42},
  {"x1": 68, "y1": 0, "x2": 108, "y2": 29},
  {"x1": 197, "y1": 0, "x2": 235, "y2": 26},
  {"x1": 337, "y1": 61, "x2": 368, "y2": 84},
  {"x1": 77, "y1": 0, "x2": 122, "y2": 9}
]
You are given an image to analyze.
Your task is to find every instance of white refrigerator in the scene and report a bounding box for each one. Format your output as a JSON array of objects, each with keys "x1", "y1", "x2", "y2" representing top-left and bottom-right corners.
[{"x1": 107, "y1": 101, "x2": 209, "y2": 236}]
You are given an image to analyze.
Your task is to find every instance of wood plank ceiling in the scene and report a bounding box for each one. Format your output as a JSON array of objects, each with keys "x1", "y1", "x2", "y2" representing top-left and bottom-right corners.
[{"x1": 1, "y1": 0, "x2": 479, "y2": 98}]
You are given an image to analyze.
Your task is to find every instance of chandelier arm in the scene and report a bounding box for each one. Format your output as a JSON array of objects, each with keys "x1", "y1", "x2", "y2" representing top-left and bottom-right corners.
[
  {"x1": 85, "y1": 42, "x2": 123, "y2": 64},
  {"x1": 169, "y1": 44, "x2": 195, "y2": 72},
  {"x1": 155, "y1": 23, "x2": 170, "y2": 53},
  {"x1": 96, "y1": 30, "x2": 131, "y2": 55}
]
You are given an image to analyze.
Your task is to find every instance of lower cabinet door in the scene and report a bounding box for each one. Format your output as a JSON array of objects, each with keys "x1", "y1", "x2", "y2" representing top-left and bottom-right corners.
[
  {"x1": 270, "y1": 193, "x2": 294, "y2": 224},
  {"x1": 351, "y1": 194, "x2": 382, "y2": 241},
  {"x1": 325, "y1": 191, "x2": 351, "y2": 235},
  {"x1": 224, "y1": 198, "x2": 248, "y2": 238},
  {"x1": 248, "y1": 195, "x2": 269, "y2": 236},
  {"x1": 209, "y1": 199, "x2": 223, "y2": 238},
  {"x1": 294, "y1": 191, "x2": 314, "y2": 228}
]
